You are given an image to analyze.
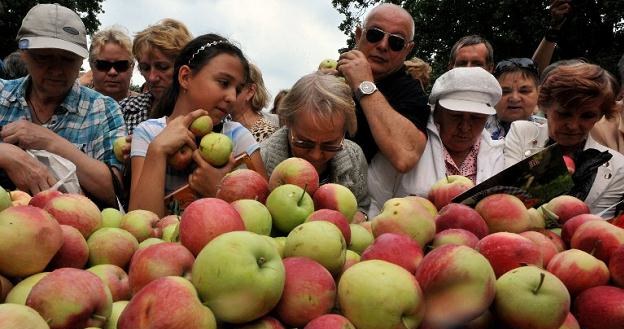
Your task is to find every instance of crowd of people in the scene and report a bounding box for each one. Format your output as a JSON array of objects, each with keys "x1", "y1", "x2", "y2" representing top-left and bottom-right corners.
[{"x1": 1, "y1": 1, "x2": 623, "y2": 218}]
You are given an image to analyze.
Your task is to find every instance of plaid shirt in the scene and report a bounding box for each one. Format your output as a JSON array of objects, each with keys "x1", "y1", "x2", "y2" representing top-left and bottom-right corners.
[
  {"x1": 0, "y1": 77, "x2": 126, "y2": 169},
  {"x1": 119, "y1": 92, "x2": 153, "y2": 135},
  {"x1": 443, "y1": 142, "x2": 480, "y2": 184}
]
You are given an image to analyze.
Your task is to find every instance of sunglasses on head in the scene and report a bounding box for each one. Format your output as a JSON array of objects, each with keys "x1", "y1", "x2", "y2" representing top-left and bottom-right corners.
[
  {"x1": 364, "y1": 27, "x2": 408, "y2": 52},
  {"x1": 494, "y1": 58, "x2": 538, "y2": 78},
  {"x1": 290, "y1": 132, "x2": 345, "y2": 152},
  {"x1": 94, "y1": 60, "x2": 131, "y2": 73}
]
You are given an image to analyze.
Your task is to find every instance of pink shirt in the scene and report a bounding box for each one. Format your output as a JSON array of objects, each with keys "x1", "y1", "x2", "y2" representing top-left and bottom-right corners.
[{"x1": 443, "y1": 142, "x2": 480, "y2": 184}]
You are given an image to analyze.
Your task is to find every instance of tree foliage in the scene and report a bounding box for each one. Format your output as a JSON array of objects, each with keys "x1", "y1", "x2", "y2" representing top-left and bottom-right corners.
[
  {"x1": 0, "y1": 0, "x2": 104, "y2": 59},
  {"x1": 332, "y1": 0, "x2": 624, "y2": 81}
]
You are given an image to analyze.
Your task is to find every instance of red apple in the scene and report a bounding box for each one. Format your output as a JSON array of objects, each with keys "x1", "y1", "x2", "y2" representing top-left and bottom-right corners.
[
  {"x1": 609, "y1": 244, "x2": 624, "y2": 287},
  {"x1": 612, "y1": 212, "x2": 624, "y2": 229},
  {"x1": 128, "y1": 242, "x2": 195, "y2": 295},
  {"x1": 561, "y1": 214, "x2": 602, "y2": 246},
  {"x1": 305, "y1": 208, "x2": 351, "y2": 245},
  {"x1": 371, "y1": 197, "x2": 436, "y2": 248},
  {"x1": 48, "y1": 224, "x2": 89, "y2": 269},
  {"x1": 312, "y1": 183, "x2": 358, "y2": 222},
  {"x1": 87, "y1": 264, "x2": 131, "y2": 302},
  {"x1": 304, "y1": 314, "x2": 356, "y2": 329},
  {"x1": 431, "y1": 228, "x2": 479, "y2": 249},
  {"x1": 87, "y1": 227, "x2": 139, "y2": 268},
  {"x1": 475, "y1": 232, "x2": 543, "y2": 278},
  {"x1": 168, "y1": 144, "x2": 194, "y2": 170},
  {"x1": 547, "y1": 248, "x2": 610, "y2": 296},
  {"x1": 559, "y1": 312, "x2": 581, "y2": 329},
  {"x1": 360, "y1": 233, "x2": 423, "y2": 274},
  {"x1": 404, "y1": 195, "x2": 438, "y2": 217},
  {"x1": 44, "y1": 193, "x2": 102, "y2": 238},
  {"x1": 570, "y1": 220, "x2": 624, "y2": 264},
  {"x1": 235, "y1": 316, "x2": 285, "y2": 329},
  {"x1": 573, "y1": 285, "x2": 624, "y2": 329},
  {"x1": 268, "y1": 157, "x2": 320, "y2": 194},
  {"x1": 28, "y1": 189, "x2": 63, "y2": 208},
  {"x1": 0, "y1": 274, "x2": 12, "y2": 303},
  {"x1": 542, "y1": 228, "x2": 566, "y2": 252},
  {"x1": 540, "y1": 195, "x2": 590, "y2": 226},
  {"x1": 475, "y1": 193, "x2": 531, "y2": 233},
  {"x1": 435, "y1": 203, "x2": 489, "y2": 238},
  {"x1": 216, "y1": 168, "x2": 270, "y2": 203},
  {"x1": 427, "y1": 175, "x2": 474, "y2": 210},
  {"x1": 119, "y1": 209, "x2": 160, "y2": 242},
  {"x1": 520, "y1": 230, "x2": 559, "y2": 267},
  {"x1": 563, "y1": 155, "x2": 576, "y2": 174}
]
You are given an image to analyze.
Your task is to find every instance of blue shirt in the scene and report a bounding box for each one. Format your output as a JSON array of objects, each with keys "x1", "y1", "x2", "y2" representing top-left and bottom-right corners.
[{"x1": 0, "y1": 77, "x2": 127, "y2": 169}]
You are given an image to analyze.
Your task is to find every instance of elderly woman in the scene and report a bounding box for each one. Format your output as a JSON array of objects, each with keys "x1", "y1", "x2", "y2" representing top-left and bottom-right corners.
[
  {"x1": 120, "y1": 18, "x2": 192, "y2": 134},
  {"x1": 505, "y1": 62, "x2": 624, "y2": 217},
  {"x1": 88, "y1": 26, "x2": 136, "y2": 102},
  {"x1": 368, "y1": 67, "x2": 505, "y2": 216},
  {"x1": 229, "y1": 63, "x2": 277, "y2": 142},
  {"x1": 260, "y1": 73, "x2": 369, "y2": 211}
]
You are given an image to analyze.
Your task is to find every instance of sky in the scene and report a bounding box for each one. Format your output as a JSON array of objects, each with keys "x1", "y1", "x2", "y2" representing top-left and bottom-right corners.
[{"x1": 90, "y1": 0, "x2": 355, "y2": 105}]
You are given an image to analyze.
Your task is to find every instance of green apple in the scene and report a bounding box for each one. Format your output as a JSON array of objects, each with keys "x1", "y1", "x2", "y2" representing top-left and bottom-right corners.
[
  {"x1": 312, "y1": 183, "x2": 358, "y2": 222},
  {"x1": 119, "y1": 209, "x2": 160, "y2": 242},
  {"x1": 113, "y1": 136, "x2": 129, "y2": 162},
  {"x1": 5, "y1": 272, "x2": 49, "y2": 304},
  {"x1": 190, "y1": 115, "x2": 214, "y2": 137},
  {"x1": 101, "y1": 207, "x2": 123, "y2": 228},
  {"x1": 231, "y1": 199, "x2": 272, "y2": 235},
  {"x1": 0, "y1": 303, "x2": 50, "y2": 329},
  {"x1": 265, "y1": 184, "x2": 314, "y2": 234},
  {"x1": 283, "y1": 221, "x2": 346, "y2": 275},
  {"x1": 273, "y1": 236, "x2": 287, "y2": 258},
  {"x1": 0, "y1": 185, "x2": 11, "y2": 212},
  {"x1": 372, "y1": 197, "x2": 436, "y2": 247},
  {"x1": 87, "y1": 227, "x2": 139, "y2": 268},
  {"x1": 161, "y1": 222, "x2": 180, "y2": 242},
  {"x1": 192, "y1": 231, "x2": 285, "y2": 324},
  {"x1": 137, "y1": 237, "x2": 165, "y2": 249},
  {"x1": 199, "y1": 132, "x2": 233, "y2": 167},
  {"x1": 87, "y1": 264, "x2": 131, "y2": 302},
  {"x1": 318, "y1": 58, "x2": 338, "y2": 70},
  {"x1": 104, "y1": 300, "x2": 128, "y2": 329},
  {"x1": 348, "y1": 223, "x2": 374, "y2": 255}
]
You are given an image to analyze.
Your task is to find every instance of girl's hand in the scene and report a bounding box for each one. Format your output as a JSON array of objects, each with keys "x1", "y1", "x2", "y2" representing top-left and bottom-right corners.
[
  {"x1": 188, "y1": 150, "x2": 234, "y2": 197},
  {"x1": 150, "y1": 109, "x2": 207, "y2": 157}
]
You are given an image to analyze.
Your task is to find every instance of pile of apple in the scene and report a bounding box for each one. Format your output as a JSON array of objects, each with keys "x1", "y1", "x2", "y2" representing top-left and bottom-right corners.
[{"x1": 1, "y1": 158, "x2": 624, "y2": 329}]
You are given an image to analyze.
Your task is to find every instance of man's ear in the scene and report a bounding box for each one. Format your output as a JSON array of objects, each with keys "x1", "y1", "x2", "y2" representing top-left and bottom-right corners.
[
  {"x1": 178, "y1": 65, "x2": 192, "y2": 90},
  {"x1": 355, "y1": 26, "x2": 363, "y2": 42}
]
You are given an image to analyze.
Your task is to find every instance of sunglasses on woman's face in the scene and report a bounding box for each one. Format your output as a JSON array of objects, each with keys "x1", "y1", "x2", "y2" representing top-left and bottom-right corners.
[
  {"x1": 290, "y1": 131, "x2": 345, "y2": 152},
  {"x1": 364, "y1": 27, "x2": 408, "y2": 52},
  {"x1": 494, "y1": 58, "x2": 538, "y2": 78},
  {"x1": 94, "y1": 60, "x2": 131, "y2": 73}
]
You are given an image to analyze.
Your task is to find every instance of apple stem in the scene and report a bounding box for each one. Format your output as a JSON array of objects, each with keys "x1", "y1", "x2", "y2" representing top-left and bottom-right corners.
[
  {"x1": 445, "y1": 173, "x2": 449, "y2": 183},
  {"x1": 257, "y1": 256, "x2": 266, "y2": 267},
  {"x1": 590, "y1": 239, "x2": 602, "y2": 256},
  {"x1": 532, "y1": 272, "x2": 546, "y2": 295},
  {"x1": 298, "y1": 184, "x2": 308, "y2": 206}
]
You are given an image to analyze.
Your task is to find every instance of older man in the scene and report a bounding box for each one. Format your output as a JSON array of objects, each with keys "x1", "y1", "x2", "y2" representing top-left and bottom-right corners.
[
  {"x1": 0, "y1": 3, "x2": 126, "y2": 206},
  {"x1": 447, "y1": 35, "x2": 494, "y2": 72},
  {"x1": 338, "y1": 3, "x2": 429, "y2": 173},
  {"x1": 368, "y1": 67, "x2": 505, "y2": 216}
]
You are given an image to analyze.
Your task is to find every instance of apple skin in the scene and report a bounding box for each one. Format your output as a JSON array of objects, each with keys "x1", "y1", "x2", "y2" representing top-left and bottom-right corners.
[
  {"x1": 275, "y1": 257, "x2": 336, "y2": 327},
  {"x1": 87, "y1": 264, "x2": 130, "y2": 302},
  {"x1": 527, "y1": 207, "x2": 546, "y2": 230},
  {"x1": 48, "y1": 224, "x2": 89, "y2": 269},
  {"x1": 128, "y1": 242, "x2": 195, "y2": 295},
  {"x1": 0, "y1": 303, "x2": 50, "y2": 329},
  {"x1": 337, "y1": 259, "x2": 425, "y2": 329},
  {"x1": 44, "y1": 193, "x2": 102, "y2": 238},
  {"x1": 561, "y1": 214, "x2": 602, "y2": 246},
  {"x1": 168, "y1": 144, "x2": 194, "y2": 170},
  {"x1": 475, "y1": 232, "x2": 543, "y2": 278},
  {"x1": 0, "y1": 274, "x2": 13, "y2": 303},
  {"x1": 119, "y1": 209, "x2": 161, "y2": 242},
  {"x1": 199, "y1": 132, "x2": 233, "y2": 167},
  {"x1": 118, "y1": 276, "x2": 217, "y2": 329},
  {"x1": 10, "y1": 190, "x2": 31, "y2": 206},
  {"x1": 234, "y1": 316, "x2": 286, "y2": 329},
  {"x1": 431, "y1": 228, "x2": 480, "y2": 249},
  {"x1": 546, "y1": 248, "x2": 610, "y2": 296},
  {"x1": 265, "y1": 184, "x2": 315, "y2": 234},
  {"x1": 361, "y1": 232, "x2": 423, "y2": 274},
  {"x1": 284, "y1": 221, "x2": 347, "y2": 275},
  {"x1": 0, "y1": 205, "x2": 63, "y2": 277},
  {"x1": 404, "y1": 195, "x2": 438, "y2": 217},
  {"x1": 101, "y1": 207, "x2": 124, "y2": 228},
  {"x1": 415, "y1": 244, "x2": 496, "y2": 328},
  {"x1": 540, "y1": 195, "x2": 590, "y2": 226},
  {"x1": 104, "y1": 300, "x2": 129, "y2": 329},
  {"x1": 371, "y1": 197, "x2": 436, "y2": 248},
  {"x1": 435, "y1": 203, "x2": 489, "y2": 239},
  {"x1": 495, "y1": 266, "x2": 571, "y2": 329},
  {"x1": 340, "y1": 249, "x2": 361, "y2": 276},
  {"x1": 318, "y1": 58, "x2": 338, "y2": 70},
  {"x1": 312, "y1": 183, "x2": 358, "y2": 222},
  {"x1": 268, "y1": 157, "x2": 320, "y2": 195},
  {"x1": 520, "y1": 230, "x2": 559, "y2": 267},
  {"x1": 192, "y1": 231, "x2": 285, "y2": 324},
  {"x1": 609, "y1": 244, "x2": 624, "y2": 287},
  {"x1": 563, "y1": 155, "x2": 576, "y2": 174},
  {"x1": 612, "y1": 212, "x2": 624, "y2": 229},
  {"x1": 348, "y1": 223, "x2": 374, "y2": 255},
  {"x1": 304, "y1": 314, "x2": 356, "y2": 329},
  {"x1": 0, "y1": 185, "x2": 11, "y2": 212},
  {"x1": 305, "y1": 208, "x2": 351, "y2": 244},
  {"x1": 232, "y1": 199, "x2": 272, "y2": 235},
  {"x1": 28, "y1": 189, "x2": 63, "y2": 209},
  {"x1": 180, "y1": 197, "x2": 245, "y2": 256},
  {"x1": 573, "y1": 285, "x2": 624, "y2": 329},
  {"x1": 113, "y1": 136, "x2": 130, "y2": 162},
  {"x1": 26, "y1": 268, "x2": 113, "y2": 329},
  {"x1": 559, "y1": 312, "x2": 581, "y2": 329},
  {"x1": 570, "y1": 219, "x2": 624, "y2": 264},
  {"x1": 190, "y1": 115, "x2": 214, "y2": 137},
  {"x1": 427, "y1": 175, "x2": 474, "y2": 210},
  {"x1": 216, "y1": 169, "x2": 270, "y2": 203},
  {"x1": 475, "y1": 193, "x2": 532, "y2": 233},
  {"x1": 87, "y1": 227, "x2": 139, "y2": 268},
  {"x1": 4, "y1": 272, "x2": 49, "y2": 304}
]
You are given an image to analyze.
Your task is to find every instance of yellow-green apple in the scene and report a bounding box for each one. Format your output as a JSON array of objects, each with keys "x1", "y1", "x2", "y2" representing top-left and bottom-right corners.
[
  {"x1": 415, "y1": 244, "x2": 496, "y2": 328},
  {"x1": 338, "y1": 260, "x2": 425, "y2": 329},
  {"x1": 273, "y1": 236, "x2": 286, "y2": 258},
  {"x1": 101, "y1": 207, "x2": 124, "y2": 228},
  {"x1": 404, "y1": 195, "x2": 438, "y2": 217},
  {"x1": 520, "y1": 230, "x2": 559, "y2": 267},
  {"x1": 119, "y1": 209, "x2": 160, "y2": 242},
  {"x1": 572, "y1": 285, "x2": 624, "y2": 329},
  {"x1": 104, "y1": 300, "x2": 128, "y2": 329},
  {"x1": 28, "y1": 189, "x2": 62, "y2": 208},
  {"x1": 563, "y1": 155, "x2": 575, "y2": 174},
  {"x1": 570, "y1": 220, "x2": 624, "y2": 263},
  {"x1": 371, "y1": 197, "x2": 436, "y2": 248},
  {"x1": 128, "y1": 242, "x2": 195, "y2": 295},
  {"x1": 275, "y1": 257, "x2": 336, "y2": 327},
  {"x1": 199, "y1": 132, "x2": 233, "y2": 167},
  {"x1": 561, "y1": 214, "x2": 602, "y2": 246},
  {"x1": 265, "y1": 184, "x2": 314, "y2": 234},
  {"x1": 44, "y1": 193, "x2": 102, "y2": 238},
  {"x1": 9, "y1": 190, "x2": 31, "y2": 206},
  {"x1": 0, "y1": 205, "x2": 63, "y2": 277},
  {"x1": 48, "y1": 224, "x2": 89, "y2": 269},
  {"x1": 305, "y1": 208, "x2": 351, "y2": 244},
  {"x1": 341, "y1": 249, "x2": 360, "y2": 275},
  {"x1": 312, "y1": 183, "x2": 358, "y2": 222},
  {"x1": 318, "y1": 58, "x2": 338, "y2": 70},
  {"x1": 268, "y1": 157, "x2": 320, "y2": 194},
  {"x1": 4, "y1": 272, "x2": 48, "y2": 304},
  {"x1": 192, "y1": 231, "x2": 285, "y2": 324},
  {"x1": 137, "y1": 237, "x2": 164, "y2": 249},
  {"x1": 87, "y1": 227, "x2": 139, "y2": 268},
  {"x1": 161, "y1": 222, "x2": 180, "y2": 242},
  {"x1": 168, "y1": 144, "x2": 194, "y2": 170},
  {"x1": 113, "y1": 136, "x2": 130, "y2": 162},
  {"x1": 431, "y1": 228, "x2": 479, "y2": 249},
  {"x1": 495, "y1": 266, "x2": 570, "y2": 329},
  {"x1": 304, "y1": 314, "x2": 356, "y2": 329},
  {"x1": 118, "y1": 276, "x2": 217, "y2": 329},
  {"x1": 475, "y1": 232, "x2": 543, "y2": 278},
  {"x1": 361, "y1": 232, "x2": 423, "y2": 274},
  {"x1": 216, "y1": 169, "x2": 270, "y2": 203},
  {"x1": 475, "y1": 193, "x2": 531, "y2": 233},
  {"x1": 0, "y1": 274, "x2": 12, "y2": 302},
  {"x1": 546, "y1": 249, "x2": 609, "y2": 296},
  {"x1": 87, "y1": 264, "x2": 130, "y2": 302},
  {"x1": 284, "y1": 221, "x2": 346, "y2": 275},
  {"x1": 232, "y1": 199, "x2": 272, "y2": 235},
  {"x1": 0, "y1": 304, "x2": 49, "y2": 329},
  {"x1": 427, "y1": 175, "x2": 474, "y2": 210},
  {"x1": 180, "y1": 197, "x2": 245, "y2": 256},
  {"x1": 0, "y1": 185, "x2": 11, "y2": 212},
  {"x1": 26, "y1": 268, "x2": 113, "y2": 329},
  {"x1": 348, "y1": 223, "x2": 374, "y2": 255},
  {"x1": 527, "y1": 207, "x2": 546, "y2": 230},
  {"x1": 435, "y1": 203, "x2": 489, "y2": 238},
  {"x1": 155, "y1": 214, "x2": 179, "y2": 237},
  {"x1": 235, "y1": 316, "x2": 286, "y2": 329},
  {"x1": 610, "y1": 245, "x2": 624, "y2": 287},
  {"x1": 540, "y1": 195, "x2": 590, "y2": 226},
  {"x1": 190, "y1": 114, "x2": 213, "y2": 137}
]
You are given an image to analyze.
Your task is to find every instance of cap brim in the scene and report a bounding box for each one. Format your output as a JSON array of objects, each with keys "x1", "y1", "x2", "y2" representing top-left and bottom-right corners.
[
  {"x1": 438, "y1": 99, "x2": 496, "y2": 115},
  {"x1": 19, "y1": 36, "x2": 88, "y2": 58}
]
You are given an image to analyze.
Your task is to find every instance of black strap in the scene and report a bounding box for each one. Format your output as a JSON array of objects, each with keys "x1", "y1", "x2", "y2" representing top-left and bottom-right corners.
[{"x1": 107, "y1": 164, "x2": 128, "y2": 211}]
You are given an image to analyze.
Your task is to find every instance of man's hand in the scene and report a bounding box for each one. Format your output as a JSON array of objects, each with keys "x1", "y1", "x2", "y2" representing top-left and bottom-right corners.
[
  {"x1": 1, "y1": 120, "x2": 60, "y2": 150},
  {"x1": 549, "y1": 0, "x2": 571, "y2": 29},
  {"x1": 0, "y1": 144, "x2": 57, "y2": 194},
  {"x1": 338, "y1": 50, "x2": 375, "y2": 90}
]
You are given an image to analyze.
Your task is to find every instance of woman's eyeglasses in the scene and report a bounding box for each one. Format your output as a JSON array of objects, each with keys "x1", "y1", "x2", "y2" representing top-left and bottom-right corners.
[
  {"x1": 94, "y1": 60, "x2": 131, "y2": 73},
  {"x1": 364, "y1": 27, "x2": 408, "y2": 52},
  {"x1": 290, "y1": 131, "x2": 344, "y2": 152},
  {"x1": 494, "y1": 58, "x2": 538, "y2": 78}
]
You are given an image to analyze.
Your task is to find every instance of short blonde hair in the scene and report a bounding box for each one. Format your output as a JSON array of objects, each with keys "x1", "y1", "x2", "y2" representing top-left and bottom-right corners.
[
  {"x1": 248, "y1": 63, "x2": 270, "y2": 112},
  {"x1": 89, "y1": 25, "x2": 133, "y2": 65},
  {"x1": 279, "y1": 73, "x2": 357, "y2": 136},
  {"x1": 132, "y1": 18, "x2": 192, "y2": 62},
  {"x1": 405, "y1": 57, "x2": 432, "y2": 88}
]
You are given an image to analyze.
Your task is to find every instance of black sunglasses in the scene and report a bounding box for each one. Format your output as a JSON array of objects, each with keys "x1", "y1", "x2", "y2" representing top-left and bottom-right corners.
[
  {"x1": 290, "y1": 131, "x2": 344, "y2": 152},
  {"x1": 94, "y1": 60, "x2": 131, "y2": 73},
  {"x1": 494, "y1": 58, "x2": 539, "y2": 79},
  {"x1": 364, "y1": 27, "x2": 408, "y2": 52}
]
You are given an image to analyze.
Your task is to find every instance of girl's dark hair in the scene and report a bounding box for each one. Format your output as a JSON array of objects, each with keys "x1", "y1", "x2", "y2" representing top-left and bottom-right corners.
[{"x1": 151, "y1": 33, "x2": 250, "y2": 118}]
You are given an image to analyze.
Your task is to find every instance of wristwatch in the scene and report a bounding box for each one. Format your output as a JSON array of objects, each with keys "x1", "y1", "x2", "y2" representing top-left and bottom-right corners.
[{"x1": 354, "y1": 81, "x2": 378, "y2": 102}]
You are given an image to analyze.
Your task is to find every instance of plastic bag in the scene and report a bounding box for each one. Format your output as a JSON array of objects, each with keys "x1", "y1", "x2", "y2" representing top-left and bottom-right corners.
[{"x1": 27, "y1": 149, "x2": 82, "y2": 194}]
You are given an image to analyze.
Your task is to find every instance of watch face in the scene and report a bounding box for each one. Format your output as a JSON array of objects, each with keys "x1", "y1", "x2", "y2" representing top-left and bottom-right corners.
[{"x1": 360, "y1": 81, "x2": 376, "y2": 94}]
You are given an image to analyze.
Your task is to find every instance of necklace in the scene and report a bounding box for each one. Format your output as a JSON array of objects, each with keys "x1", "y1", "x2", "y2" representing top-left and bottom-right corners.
[{"x1": 27, "y1": 99, "x2": 53, "y2": 125}]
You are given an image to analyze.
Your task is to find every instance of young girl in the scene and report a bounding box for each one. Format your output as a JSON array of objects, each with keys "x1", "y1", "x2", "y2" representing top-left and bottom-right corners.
[{"x1": 129, "y1": 33, "x2": 266, "y2": 216}]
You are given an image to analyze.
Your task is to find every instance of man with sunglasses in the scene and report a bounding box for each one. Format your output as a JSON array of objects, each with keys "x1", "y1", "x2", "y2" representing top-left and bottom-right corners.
[
  {"x1": 0, "y1": 4, "x2": 126, "y2": 207},
  {"x1": 338, "y1": 3, "x2": 429, "y2": 173}
]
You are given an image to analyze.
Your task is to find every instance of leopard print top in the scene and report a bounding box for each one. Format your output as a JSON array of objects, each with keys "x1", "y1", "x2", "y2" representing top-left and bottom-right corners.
[{"x1": 250, "y1": 117, "x2": 278, "y2": 142}]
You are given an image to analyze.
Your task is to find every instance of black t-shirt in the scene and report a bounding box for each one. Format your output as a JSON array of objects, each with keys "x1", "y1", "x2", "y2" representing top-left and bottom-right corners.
[{"x1": 352, "y1": 65, "x2": 430, "y2": 162}]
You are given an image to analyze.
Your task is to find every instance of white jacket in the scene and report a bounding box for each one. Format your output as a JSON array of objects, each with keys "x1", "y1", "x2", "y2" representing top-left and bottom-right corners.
[{"x1": 368, "y1": 115, "x2": 505, "y2": 217}]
